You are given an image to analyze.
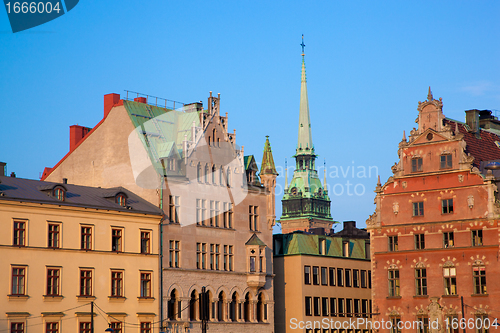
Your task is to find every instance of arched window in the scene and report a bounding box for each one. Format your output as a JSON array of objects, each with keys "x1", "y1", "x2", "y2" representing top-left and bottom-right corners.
[
  {"x1": 257, "y1": 292, "x2": 265, "y2": 322},
  {"x1": 219, "y1": 167, "x2": 224, "y2": 186},
  {"x1": 115, "y1": 194, "x2": 127, "y2": 207},
  {"x1": 388, "y1": 265, "x2": 400, "y2": 297},
  {"x1": 443, "y1": 262, "x2": 457, "y2": 295},
  {"x1": 226, "y1": 167, "x2": 231, "y2": 187},
  {"x1": 230, "y1": 292, "x2": 238, "y2": 322},
  {"x1": 190, "y1": 290, "x2": 198, "y2": 321},
  {"x1": 53, "y1": 187, "x2": 65, "y2": 201},
  {"x1": 168, "y1": 289, "x2": 179, "y2": 321},
  {"x1": 213, "y1": 129, "x2": 217, "y2": 147},
  {"x1": 205, "y1": 165, "x2": 209, "y2": 183},
  {"x1": 472, "y1": 261, "x2": 486, "y2": 295},
  {"x1": 212, "y1": 165, "x2": 216, "y2": 184},
  {"x1": 197, "y1": 163, "x2": 202, "y2": 182},
  {"x1": 243, "y1": 292, "x2": 250, "y2": 322},
  {"x1": 208, "y1": 136, "x2": 211, "y2": 146},
  {"x1": 218, "y1": 291, "x2": 225, "y2": 322}
]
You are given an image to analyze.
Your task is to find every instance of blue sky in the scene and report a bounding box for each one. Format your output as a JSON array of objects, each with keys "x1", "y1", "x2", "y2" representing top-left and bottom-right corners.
[{"x1": 1, "y1": 1, "x2": 499, "y2": 231}]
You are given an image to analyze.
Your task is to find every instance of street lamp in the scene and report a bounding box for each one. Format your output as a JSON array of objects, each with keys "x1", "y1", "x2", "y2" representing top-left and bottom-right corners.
[{"x1": 104, "y1": 327, "x2": 114, "y2": 332}]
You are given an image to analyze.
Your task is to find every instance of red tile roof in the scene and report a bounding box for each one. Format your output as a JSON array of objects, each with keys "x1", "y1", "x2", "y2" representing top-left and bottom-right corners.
[{"x1": 444, "y1": 118, "x2": 500, "y2": 168}]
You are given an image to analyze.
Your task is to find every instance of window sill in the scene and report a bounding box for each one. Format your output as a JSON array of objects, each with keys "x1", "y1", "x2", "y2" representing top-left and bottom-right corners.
[
  {"x1": 137, "y1": 297, "x2": 155, "y2": 301},
  {"x1": 43, "y1": 295, "x2": 63, "y2": 301},
  {"x1": 413, "y1": 295, "x2": 429, "y2": 299},
  {"x1": 386, "y1": 296, "x2": 402, "y2": 299},
  {"x1": 8, "y1": 295, "x2": 29, "y2": 300},
  {"x1": 442, "y1": 295, "x2": 458, "y2": 298},
  {"x1": 471, "y1": 294, "x2": 488, "y2": 297},
  {"x1": 108, "y1": 296, "x2": 126, "y2": 301},
  {"x1": 77, "y1": 295, "x2": 96, "y2": 300}
]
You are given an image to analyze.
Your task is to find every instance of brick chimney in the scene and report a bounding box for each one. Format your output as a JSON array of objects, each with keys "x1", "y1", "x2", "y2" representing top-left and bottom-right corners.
[
  {"x1": 465, "y1": 109, "x2": 480, "y2": 133},
  {"x1": 70, "y1": 125, "x2": 92, "y2": 151},
  {"x1": 104, "y1": 93, "x2": 121, "y2": 118},
  {"x1": 0, "y1": 162, "x2": 6, "y2": 176}
]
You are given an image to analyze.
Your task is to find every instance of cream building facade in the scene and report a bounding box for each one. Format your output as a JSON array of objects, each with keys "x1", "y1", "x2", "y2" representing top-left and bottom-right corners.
[{"x1": 0, "y1": 174, "x2": 162, "y2": 333}]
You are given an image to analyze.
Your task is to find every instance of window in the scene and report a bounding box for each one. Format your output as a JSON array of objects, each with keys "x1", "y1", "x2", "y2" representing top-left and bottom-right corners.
[
  {"x1": 305, "y1": 296, "x2": 312, "y2": 316},
  {"x1": 329, "y1": 267, "x2": 336, "y2": 286},
  {"x1": 169, "y1": 240, "x2": 180, "y2": 268},
  {"x1": 197, "y1": 243, "x2": 207, "y2": 269},
  {"x1": 110, "y1": 322, "x2": 122, "y2": 333},
  {"x1": 415, "y1": 233, "x2": 425, "y2": 250},
  {"x1": 388, "y1": 235, "x2": 398, "y2": 251},
  {"x1": 140, "y1": 322, "x2": 152, "y2": 333},
  {"x1": 46, "y1": 322, "x2": 58, "y2": 333},
  {"x1": 338, "y1": 298, "x2": 345, "y2": 317},
  {"x1": 223, "y1": 245, "x2": 228, "y2": 271},
  {"x1": 212, "y1": 165, "x2": 216, "y2": 183},
  {"x1": 54, "y1": 187, "x2": 65, "y2": 201},
  {"x1": 345, "y1": 269, "x2": 352, "y2": 287},
  {"x1": 204, "y1": 164, "x2": 209, "y2": 183},
  {"x1": 313, "y1": 266, "x2": 319, "y2": 285},
  {"x1": 415, "y1": 268, "x2": 427, "y2": 296},
  {"x1": 249, "y1": 205, "x2": 259, "y2": 231},
  {"x1": 48, "y1": 223, "x2": 60, "y2": 248},
  {"x1": 390, "y1": 317, "x2": 401, "y2": 333},
  {"x1": 80, "y1": 270, "x2": 92, "y2": 296},
  {"x1": 228, "y1": 245, "x2": 233, "y2": 271},
  {"x1": 337, "y1": 268, "x2": 344, "y2": 287},
  {"x1": 322, "y1": 297, "x2": 329, "y2": 316},
  {"x1": 353, "y1": 269, "x2": 359, "y2": 288},
  {"x1": 141, "y1": 231, "x2": 151, "y2": 254},
  {"x1": 443, "y1": 232, "x2": 454, "y2": 248},
  {"x1": 210, "y1": 244, "x2": 215, "y2": 270},
  {"x1": 111, "y1": 228, "x2": 122, "y2": 252},
  {"x1": 368, "y1": 271, "x2": 372, "y2": 289},
  {"x1": 11, "y1": 323, "x2": 24, "y2": 333},
  {"x1": 361, "y1": 299, "x2": 368, "y2": 318},
  {"x1": 442, "y1": 199, "x2": 454, "y2": 214},
  {"x1": 304, "y1": 266, "x2": 311, "y2": 285},
  {"x1": 412, "y1": 158, "x2": 423, "y2": 172},
  {"x1": 140, "y1": 272, "x2": 152, "y2": 297},
  {"x1": 250, "y1": 256, "x2": 256, "y2": 272},
  {"x1": 215, "y1": 244, "x2": 220, "y2": 270},
  {"x1": 223, "y1": 202, "x2": 233, "y2": 228},
  {"x1": 13, "y1": 220, "x2": 26, "y2": 246},
  {"x1": 169, "y1": 195, "x2": 180, "y2": 223},
  {"x1": 46, "y1": 268, "x2": 60, "y2": 296},
  {"x1": 210, "y1": 200, "x2": 219, "y2": 226},
  {"x1": 475, "y1": 314, "x2": 488, "y2": 333},
  {"x1": 446, "y1": 316, "x2": 459, "y2": 333},
  {"x1": 388, "y1": 269, "x2": 400, "y2": 297},
  {"x1": 313, "y1": 297, "x2": 321, "y2": 316},
  {"x1": 321, "y1": 267, "x2": 328, "y2": 285},
  {"x1": 346, "y1": 298, "x2": 352, "y2": 317},
  {"x1": 473, "y1": 265, "x2": 486, "y2": 294},
  {"x1": 443, "y1": 266, "x2": 457, "y2": 295},
  {"x1": 361, "y1": 270, "x2": 367, "y2": 288},
  {"x1": 196, "y1": 199, "x2": 207, "y2": 225},
  {"x1": 11, "y1": 267, "x2": 26, "y2": 295},
  {"x1": 417, "y1": 315, "x2": 429, "y2": 333},
  {"x1": 441, "y1": 154, "x2": 452, "y2": 169},
  {"x1": 413, "y1": 202, "x2": 424, "y2": 216},
  {"x1": 116, "y1": 194, "x2": 126, "y2": 207},
  {"x1": 79, "y1": 322, "x2": 91, "y2": 333},
  {"x1": 81, "y1": 226, "x2": 92, "y2": 250},
  {"x1": 472, "y1": 230, "x2": 483, "y2": 246},
  {"x1": 319, "y1": 238, "x2": 326, "y2": 255},
  {"x1": 111, "y1": 271, "x2": 123, "y2": 297},
  {"x1": 330, "y1": 298, "x2": 337, "y2": 317}
]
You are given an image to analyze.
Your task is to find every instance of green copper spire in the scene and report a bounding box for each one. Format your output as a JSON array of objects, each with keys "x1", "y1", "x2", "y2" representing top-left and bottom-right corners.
[
  {"x1": 279, "y1": 36, "x2": 335, "y2": 232},
  {"x1": 297, "y1": 35, "x2": 314, "y2": 155},
  {"x1": 260, "y1": 136, "x2": 278, "y2": 175}
]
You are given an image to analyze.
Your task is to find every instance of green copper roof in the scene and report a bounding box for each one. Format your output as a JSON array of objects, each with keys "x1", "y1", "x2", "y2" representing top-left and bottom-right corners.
[
  {"x1": 297, "y1": 57, "x2": 314, "y2": 155},
  {"x1": 260, "y1": 136, "x2": 278, "y2": 175},
  {"x1": 273, "y1": 233, "x2": 369, "y2": 259},
  {"x1": 245, "y1": 233, "x2": 267, "y2": 246}
]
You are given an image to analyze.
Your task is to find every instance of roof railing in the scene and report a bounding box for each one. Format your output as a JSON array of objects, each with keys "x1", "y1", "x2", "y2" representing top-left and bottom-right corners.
[{"x1": 124, "y1": 90, "x2": 186, "y2": 110}]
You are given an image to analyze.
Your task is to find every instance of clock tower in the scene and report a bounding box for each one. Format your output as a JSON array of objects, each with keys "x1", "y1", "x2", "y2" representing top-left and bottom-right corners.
[{"x1": 279, "y1": 36, "x2": 335, "y2": 234}]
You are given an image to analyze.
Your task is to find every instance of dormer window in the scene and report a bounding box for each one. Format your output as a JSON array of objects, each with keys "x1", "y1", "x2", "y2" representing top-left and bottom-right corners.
[
  {"x1": 53, "y1": 187, "x2": 65, "y2": 201},
  {"x1": 440, "y1": 154, "x2": 452, "y2": 169},
  {"x1": 411, "y1": 158, "x2": 423, "y2": 172},
  {"x1": 116, "y1": 194, "x2": 127, "y2": 207}
]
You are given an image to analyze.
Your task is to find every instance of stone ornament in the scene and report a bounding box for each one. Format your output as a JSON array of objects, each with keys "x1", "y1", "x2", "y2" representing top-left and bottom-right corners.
[
  {"x1": 468, "y1": 195, "x2": 474, "y2": 209},
  {"x1": 393, "y1": 202, "x2": 399, "y2": 215}
]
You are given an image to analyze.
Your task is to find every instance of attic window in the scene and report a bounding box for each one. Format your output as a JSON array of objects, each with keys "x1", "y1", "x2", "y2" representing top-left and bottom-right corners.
[
  {"x1": 53, "y1": 187, "x2": 65, "y2": 201},
  {"x1": 495, "y1": 141, "x2": 500, "y2": 149},
  {"x1": 427, "y1": 133, "x2": 433, "y2": 141},
  {"x1": 116, "y1": 194, "x2": 127, "y2": 207}
]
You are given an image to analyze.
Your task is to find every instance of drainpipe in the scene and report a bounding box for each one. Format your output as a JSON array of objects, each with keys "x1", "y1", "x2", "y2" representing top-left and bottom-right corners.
[{"x1": 159, "y1": 175, "x2": 165, "y2": 332}]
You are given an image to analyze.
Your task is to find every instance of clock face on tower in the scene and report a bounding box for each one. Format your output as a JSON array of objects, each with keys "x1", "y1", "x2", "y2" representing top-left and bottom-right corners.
[{"x1": 290, "y1": 187, "x2": 298, "y2": 195}]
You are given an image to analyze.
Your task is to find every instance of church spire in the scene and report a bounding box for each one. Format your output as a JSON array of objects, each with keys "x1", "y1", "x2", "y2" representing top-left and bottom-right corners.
[
  {"x1": 297, "y1": 35, "x2": 314, "y2": 154},
  {"x1": 260, "y1": 136, "x2": 278, "y2": 175}
]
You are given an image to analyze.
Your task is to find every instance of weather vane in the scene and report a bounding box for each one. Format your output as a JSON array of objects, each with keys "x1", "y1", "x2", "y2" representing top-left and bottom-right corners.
[{"x1": 301, "y1": 34, "x2": 305, "y2": 56}]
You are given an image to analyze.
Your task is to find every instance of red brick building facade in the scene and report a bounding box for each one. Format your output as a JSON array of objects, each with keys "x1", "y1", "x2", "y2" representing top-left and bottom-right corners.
[{"x1": 367, "y1": 89, "x2": 500, "y2": 333}]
